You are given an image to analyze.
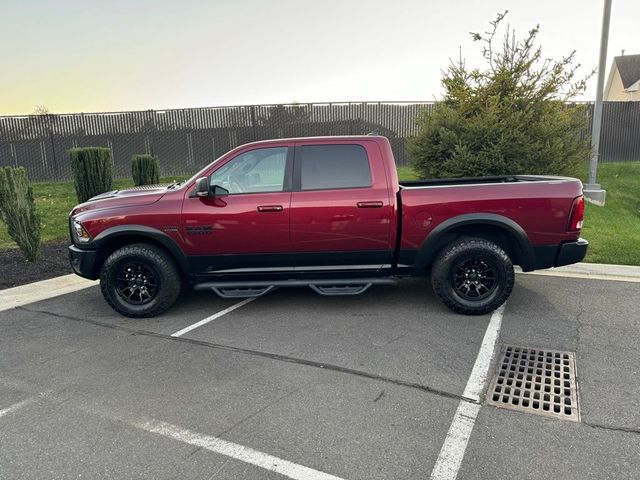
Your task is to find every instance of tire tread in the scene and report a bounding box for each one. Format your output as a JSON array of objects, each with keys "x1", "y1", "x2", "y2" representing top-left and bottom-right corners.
[
  {"x1": 100, "y1": 243, "x2": 181, "y2": 318},
  {"x1": 431, "y1": 237, "x2": 514, "y2": 315}
]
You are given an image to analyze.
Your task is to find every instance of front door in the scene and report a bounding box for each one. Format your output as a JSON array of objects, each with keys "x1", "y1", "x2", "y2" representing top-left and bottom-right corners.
[{"x1": 181, "y1": 146, "x2": 293, "y2": 275}]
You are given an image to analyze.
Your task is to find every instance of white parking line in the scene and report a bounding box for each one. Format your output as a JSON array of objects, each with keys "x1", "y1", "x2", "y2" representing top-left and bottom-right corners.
[
  {"x1": 131, "y1": 417, "x2": 346, "y2": 480},
  {"x1": 430, "y1": 303, "x2": 506, "y2": 480},
  {"x1": 170, "y1": 297, "x2": 257, "y2": 337},
  {"x1": 0, "y1": 391, "x2": 51, "y2": 419}
]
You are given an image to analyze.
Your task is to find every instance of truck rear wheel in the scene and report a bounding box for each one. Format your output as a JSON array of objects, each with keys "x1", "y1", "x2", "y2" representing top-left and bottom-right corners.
[
  {"x1": 430, "y1": 237, "x2": 514, "y2": 315},
  {"x1": 100, "y1": 243, "x2": 181, "y2": 318}
]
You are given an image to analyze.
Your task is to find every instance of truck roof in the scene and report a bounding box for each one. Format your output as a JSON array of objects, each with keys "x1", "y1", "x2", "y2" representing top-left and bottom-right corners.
[{"x1": 239, "y1": 135, "x2": 387, "y2": 148}]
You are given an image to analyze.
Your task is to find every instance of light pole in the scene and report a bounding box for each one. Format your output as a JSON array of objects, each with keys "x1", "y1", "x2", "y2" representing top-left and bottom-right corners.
[{"x1": 584, "y1": 0, "x2": 612, "y2": 206}]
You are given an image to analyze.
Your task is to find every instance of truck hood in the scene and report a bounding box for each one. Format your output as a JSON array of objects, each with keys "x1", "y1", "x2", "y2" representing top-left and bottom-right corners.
[{"x1": 71, "y1": 184, "x2": 171, "y2": 216}]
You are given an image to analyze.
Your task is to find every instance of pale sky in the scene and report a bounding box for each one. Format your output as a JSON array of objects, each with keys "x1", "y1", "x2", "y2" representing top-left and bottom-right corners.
[{"x1": 1, "y1": 0, "x2": 638, "y2": 115}]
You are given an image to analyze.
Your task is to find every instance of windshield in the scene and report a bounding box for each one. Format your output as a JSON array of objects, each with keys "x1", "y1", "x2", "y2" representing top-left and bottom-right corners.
[{"x1": 182, "y1": 154, "x2": 227, "y2": 188}]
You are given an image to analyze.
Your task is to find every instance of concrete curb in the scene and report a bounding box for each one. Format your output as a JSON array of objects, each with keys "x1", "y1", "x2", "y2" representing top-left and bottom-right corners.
[
  {"x1": 0, "y1": 274, "x2": 98, "y2": 312},
  {"x1": 517, "y1": 262, "x2": 640, "y2": 283}
]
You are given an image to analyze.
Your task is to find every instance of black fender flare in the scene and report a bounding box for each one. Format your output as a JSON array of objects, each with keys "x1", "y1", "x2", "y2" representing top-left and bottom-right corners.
[
  {"x1": 414, "y1": 213, "x2": 535, "y2": 271},
  {"x1": 91, "y1": 225, "x2": 190, "y2": 276}
]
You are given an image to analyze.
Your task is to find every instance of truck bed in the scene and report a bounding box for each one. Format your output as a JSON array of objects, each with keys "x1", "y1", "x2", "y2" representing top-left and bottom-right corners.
[
  {"x1": 398, "y1": 174, "x2": 584, "y2": 253},
  {"x1": 400, "y1": 175, "x2": 573, "y2": 188}
]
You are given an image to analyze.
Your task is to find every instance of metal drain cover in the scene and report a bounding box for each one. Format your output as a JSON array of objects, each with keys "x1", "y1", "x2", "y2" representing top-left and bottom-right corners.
[{"x1": 486, "y1": 345, "x2": 580, "y2": 422}]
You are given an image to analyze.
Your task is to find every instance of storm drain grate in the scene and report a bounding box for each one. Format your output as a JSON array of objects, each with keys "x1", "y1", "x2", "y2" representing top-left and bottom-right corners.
[{"x1": 486, "y1": 345, "x2": 580, "y2": 422}]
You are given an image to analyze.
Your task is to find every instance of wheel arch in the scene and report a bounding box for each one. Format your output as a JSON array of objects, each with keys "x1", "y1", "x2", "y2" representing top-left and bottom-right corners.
[
  {"x1": 90, "y1": 225, "x2": 190, "y2": 279},
  {"x1": 414, "y1": 213, "x2": 535, "y2": 272}
]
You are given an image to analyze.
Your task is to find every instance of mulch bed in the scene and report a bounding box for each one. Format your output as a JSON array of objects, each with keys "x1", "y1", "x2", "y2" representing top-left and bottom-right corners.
[{"x1": 0, "y1": 240, "x2": 73, "y2": 290}]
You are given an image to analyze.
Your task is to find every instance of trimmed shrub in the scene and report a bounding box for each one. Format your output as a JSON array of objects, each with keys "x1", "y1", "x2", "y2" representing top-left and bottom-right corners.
[
  {"x1": 70, "y1": 147, "x2": 113, "y2": 203},
  {"x1": 0, "y1": 167, "x2": 41, "y2": 261},
  {"x1": 132, "y1": 154, "x2": 160, "y2": 186}
]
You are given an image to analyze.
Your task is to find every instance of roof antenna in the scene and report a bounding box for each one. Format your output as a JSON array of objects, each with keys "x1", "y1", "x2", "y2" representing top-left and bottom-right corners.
[
  {"x1": 621, "y1": 49, "x2": 625, "y2": 56},
  {"x1": 367, "y1": 129, "x2": 381, "y2": 136}
]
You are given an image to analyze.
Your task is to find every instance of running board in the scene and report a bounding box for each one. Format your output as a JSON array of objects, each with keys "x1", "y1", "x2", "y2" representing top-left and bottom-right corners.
[
  {"x1": 211, "y1": 285, "x2": 277, "y2": 299},
  {"x1": 309, "y1": 284, "x2": 372, "y2": 296},
  {"x1": 195, "y1": 277, "x2": 398, "y2": 298}
]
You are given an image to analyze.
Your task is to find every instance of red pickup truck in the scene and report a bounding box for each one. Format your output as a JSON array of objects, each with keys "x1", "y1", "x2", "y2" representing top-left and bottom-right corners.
[{"x1": 69, "y1": 136, "x2": 587, "y2": 318}]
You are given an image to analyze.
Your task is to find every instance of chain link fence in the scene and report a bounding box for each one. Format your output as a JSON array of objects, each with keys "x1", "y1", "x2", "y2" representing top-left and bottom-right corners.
[{"x1": 0, "y1": 101, "x2": 638, "y2": 182}]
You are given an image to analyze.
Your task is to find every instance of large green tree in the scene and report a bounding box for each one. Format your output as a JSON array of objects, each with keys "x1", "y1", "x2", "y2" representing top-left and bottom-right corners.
[{"x1": 409, "y1": 12, "x2": 592, "y2": 179}]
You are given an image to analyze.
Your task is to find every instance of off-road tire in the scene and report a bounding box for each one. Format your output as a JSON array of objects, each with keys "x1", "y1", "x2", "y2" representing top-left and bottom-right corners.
[
  {"x1": 100, "y1": 243, "x2": 181, "y2": 318},
  {"x1": 430, "y1": 237, "x2": 514, "y2": 315}
]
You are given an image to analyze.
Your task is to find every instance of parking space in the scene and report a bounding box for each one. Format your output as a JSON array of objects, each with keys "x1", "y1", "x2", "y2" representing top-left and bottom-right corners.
[
  {"x1": 177, "y1": 280, "x2": 492, "y2": 395},
  {"x1": 1, "y1": 274, "x2": 639, "y2": 479}
]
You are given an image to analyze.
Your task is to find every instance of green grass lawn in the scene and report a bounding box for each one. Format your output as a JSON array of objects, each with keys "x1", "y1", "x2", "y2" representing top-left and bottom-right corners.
[
  {"x1": 579, "y1": 162, "x2": 640, "y2": 265},
  {"x1": 396, "y1": 165, "x2": 420, "y2": 181},
  {"x1": 1, "y1": 165, "x2": 638, "y2": 265}
]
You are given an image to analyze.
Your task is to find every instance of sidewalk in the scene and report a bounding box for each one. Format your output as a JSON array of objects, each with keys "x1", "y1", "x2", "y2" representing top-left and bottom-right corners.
[
  {"x1": 518, "y1": 262, "x2": 640, "y2": 283},
  {"x1": 0, "y1": 274, "x2": 98, "y2": 312}
]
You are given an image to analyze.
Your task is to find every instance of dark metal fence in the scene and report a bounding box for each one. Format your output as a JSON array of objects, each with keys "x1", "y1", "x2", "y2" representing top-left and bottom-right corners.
[{"x1": 0, "y1": 101, "x2": 638, "y2": 182}]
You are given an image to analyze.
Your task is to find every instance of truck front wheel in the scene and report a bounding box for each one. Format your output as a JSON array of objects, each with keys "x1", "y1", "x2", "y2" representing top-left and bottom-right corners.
[
  {"x1": 100, "y1": 243, "x2": 181, "y2": 318},
  {"x1": 430, "y1": 237, "x2": 514, "y2": 315}
]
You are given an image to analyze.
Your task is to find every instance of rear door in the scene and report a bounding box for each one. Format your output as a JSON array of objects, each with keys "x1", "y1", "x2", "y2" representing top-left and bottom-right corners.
[{"x1": 289, "y1": 141, "x2": 394, "y2": 270}]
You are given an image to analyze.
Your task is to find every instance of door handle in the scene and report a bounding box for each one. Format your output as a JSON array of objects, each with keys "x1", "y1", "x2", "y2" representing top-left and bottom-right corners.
[
  {"x1": 332, "y1": 214, "x2": 355, "y2": 221},
  {"x1": 357, "y1": 201, "x2": 384, "y2": 208},
  {"x1": 257, "y1": 205, "x2": 283, "y2": 212}
]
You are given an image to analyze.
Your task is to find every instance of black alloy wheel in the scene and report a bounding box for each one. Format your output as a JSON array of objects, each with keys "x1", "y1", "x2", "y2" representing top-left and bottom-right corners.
[
  {"x1": 115, "y1": 262, "x2": 159, "y2": 305},
  {"x1": 452, "y1": 257, "x2": 498, "y2": 301},
  {"x1": 100, "y1": 243, "x2": 182, "y2": 318}
]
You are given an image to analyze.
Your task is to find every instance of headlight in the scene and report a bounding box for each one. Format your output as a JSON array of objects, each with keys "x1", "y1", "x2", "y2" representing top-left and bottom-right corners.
[{"x1": 72, "y1": 219, "x2": 92, "y2": 243}]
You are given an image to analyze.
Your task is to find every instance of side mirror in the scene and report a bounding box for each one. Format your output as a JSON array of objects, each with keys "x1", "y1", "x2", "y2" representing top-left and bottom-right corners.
[
  {"x1": 192, "y1": 178, "x2": 229, "y2": 199},
  {"x1": 194, "y1": 177, "x2": 210, "y2": 197},
  {"x1": 211, "y1": 185, "x2": 229, "y2": 197}
]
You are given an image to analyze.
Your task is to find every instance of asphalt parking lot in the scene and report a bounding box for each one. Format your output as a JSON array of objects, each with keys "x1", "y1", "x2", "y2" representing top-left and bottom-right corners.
[{"x1": 1, "y1": 273, "x2": 639, "y2": 479}]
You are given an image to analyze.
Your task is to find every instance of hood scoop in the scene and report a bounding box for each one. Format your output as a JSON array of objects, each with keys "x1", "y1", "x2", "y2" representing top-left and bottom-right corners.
[
  {"x1": 121, "y1": 183, "x2": 172, "y2": 191},
  {"x1": 89, "y1": 184, "x2": 171, "y2": 200},
  {"x1": 90, "y1": 190, "x2": 118, "y2": 200}
]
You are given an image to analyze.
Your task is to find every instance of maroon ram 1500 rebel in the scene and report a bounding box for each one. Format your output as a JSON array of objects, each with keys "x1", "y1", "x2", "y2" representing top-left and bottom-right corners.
[{"x1": 69, "y1": 136, "x2": 587, "y2": 317}]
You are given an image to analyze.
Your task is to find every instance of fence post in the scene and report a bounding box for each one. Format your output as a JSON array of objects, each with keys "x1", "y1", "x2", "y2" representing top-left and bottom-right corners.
[
  {"x1": 250, "y1": 106, "x2": 257, "y2": 141},
  {"x1": 48, "y1": 127, "x2": 58, "y2": 177}
]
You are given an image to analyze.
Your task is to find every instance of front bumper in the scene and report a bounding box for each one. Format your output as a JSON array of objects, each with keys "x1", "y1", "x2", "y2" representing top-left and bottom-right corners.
[
  {"x1": 69, "y1": 245, "x2": 100, "y2": 280},
  {"x1": 555, "y1": 237, "x2": 589, "y2": 267}
]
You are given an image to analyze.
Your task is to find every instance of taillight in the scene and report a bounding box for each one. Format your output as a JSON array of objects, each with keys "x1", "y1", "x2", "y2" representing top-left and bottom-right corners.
[{"x1": 568, "y1": 195, "x2": 585, "y2": 231}]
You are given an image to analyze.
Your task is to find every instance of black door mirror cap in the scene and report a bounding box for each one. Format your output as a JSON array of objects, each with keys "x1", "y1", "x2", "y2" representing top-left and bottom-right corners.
[{"x1": 211, "y1": 185, "x2": 229, "y2": 197}]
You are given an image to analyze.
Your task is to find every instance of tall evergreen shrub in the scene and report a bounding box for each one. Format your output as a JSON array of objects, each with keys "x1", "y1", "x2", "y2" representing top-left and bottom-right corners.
[
  {"x1": 70, "y1": 147, "x2": 113, "y2": 203},
  {"x1": 0, "y1": 167, "x2": 41, "y2": 261},
  {"x1": 132, "y1": 154, "x2": 160, "y2": 186}
]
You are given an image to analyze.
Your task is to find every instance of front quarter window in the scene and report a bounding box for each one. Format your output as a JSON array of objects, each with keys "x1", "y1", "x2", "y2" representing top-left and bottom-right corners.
[{"x1": 209, "y1": 147, "x2": 288, "y2": 194}]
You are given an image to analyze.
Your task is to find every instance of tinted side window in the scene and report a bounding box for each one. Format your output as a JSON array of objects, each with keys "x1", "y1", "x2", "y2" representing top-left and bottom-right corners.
[
  {"x1": 210, "y1": 147, "x2": 287, "y2": 194},
  {"x1": 299, "y1": 145, "x2": 372, "y2": 190}
]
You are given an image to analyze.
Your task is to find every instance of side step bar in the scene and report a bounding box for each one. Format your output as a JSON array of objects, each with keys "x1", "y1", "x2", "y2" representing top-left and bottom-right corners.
[
  {"x1": 194, "y1": 277, "x2": 398, "y2": 299},
  {"x1": 210, "y1": 285, "x2": 277, "y2": 299}
]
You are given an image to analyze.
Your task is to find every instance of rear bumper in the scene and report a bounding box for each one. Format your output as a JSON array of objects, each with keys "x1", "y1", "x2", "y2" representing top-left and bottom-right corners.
[
  {"x1": 555, "y1": 237, "x2": 589, "y2": 267},
  {"x1": 532, "y1": 238, "x2": 588, "y2": 270},
  {"x1": 68, "y1": 245, "x2": 100, "y2": 280}
]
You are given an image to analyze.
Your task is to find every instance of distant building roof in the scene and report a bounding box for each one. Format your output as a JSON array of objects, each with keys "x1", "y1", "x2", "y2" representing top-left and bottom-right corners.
[{"x1": 614, "y1": 54, "x2": 640, "y2": 89}]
